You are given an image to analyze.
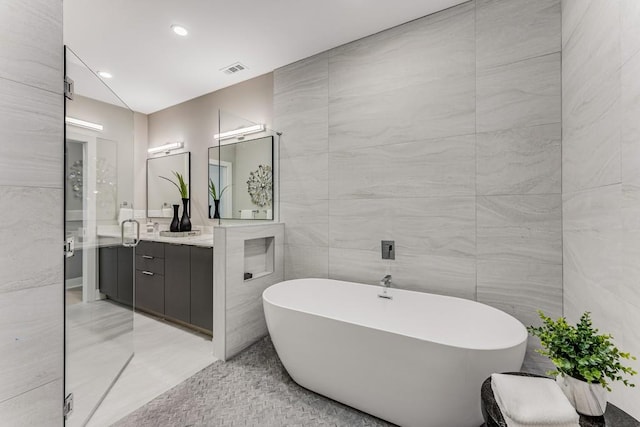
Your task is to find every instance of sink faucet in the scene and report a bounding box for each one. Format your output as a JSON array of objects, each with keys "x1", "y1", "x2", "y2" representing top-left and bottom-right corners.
[{"x1": 378, "y1": 275, "x2": 393, "y2": 299}]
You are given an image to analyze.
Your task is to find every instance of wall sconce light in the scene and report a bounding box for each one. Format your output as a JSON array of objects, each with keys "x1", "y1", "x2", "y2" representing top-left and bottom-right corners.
[
  {"x1": 147, "y1": 141, "x2": 184, "y2": 155},
  {"x1": 65, "y1": 117, "x2": 104, "y2": 131},
  {"x1": 214, "y1": 124, "x2": 265, "y2": 141}
]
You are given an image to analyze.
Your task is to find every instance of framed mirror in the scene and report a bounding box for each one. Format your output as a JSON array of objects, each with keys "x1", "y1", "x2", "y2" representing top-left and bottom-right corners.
[
  {"x1": 147, "y1": 152, "x2": 191, "y2": 218},
  {"x1": 208, "y1": 136, "x2": 273, "y2": 220}
]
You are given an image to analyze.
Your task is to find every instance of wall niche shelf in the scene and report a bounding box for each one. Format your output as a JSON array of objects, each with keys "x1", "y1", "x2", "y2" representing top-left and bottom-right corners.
[{"x1": 244, "y1": 236, "x2": 274, "y2": 282}]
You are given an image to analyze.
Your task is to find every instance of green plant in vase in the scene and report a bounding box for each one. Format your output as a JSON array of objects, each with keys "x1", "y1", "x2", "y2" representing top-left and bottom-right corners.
[
  {"x1": 160, "y1": 171, "x2": 190, "y2": 231},
  {"x1": 527, "y1": 310, "x2": 636, "y2": 416},
  {"x1": 208, "y1": 179, "x2": 228, "y2": 219},
  {"x1": 160, "y1": 171, "x2": 188, "y2": 199}
]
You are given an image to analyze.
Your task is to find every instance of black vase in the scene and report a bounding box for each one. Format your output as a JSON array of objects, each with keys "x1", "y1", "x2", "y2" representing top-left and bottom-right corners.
[
  {"x1": 213, "y1": 199, "x2": 221, "y2": 219},
  {"x1": 180, "y1": 198, "x2": 191, "y2": 231},
  {"x1": 170, "y1": 204, "x2": 180, "y2": 232}
]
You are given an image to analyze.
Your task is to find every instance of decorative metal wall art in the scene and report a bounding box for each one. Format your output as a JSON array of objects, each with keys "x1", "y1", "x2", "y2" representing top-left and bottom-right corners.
[{"x1": 247, "y1": 164, "x2": 272, "y2": 207}]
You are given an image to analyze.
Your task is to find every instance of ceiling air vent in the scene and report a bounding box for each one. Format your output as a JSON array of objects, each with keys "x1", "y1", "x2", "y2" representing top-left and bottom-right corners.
[{"x1": 221, "y1": 62, "x2": 247, "y2": 75}]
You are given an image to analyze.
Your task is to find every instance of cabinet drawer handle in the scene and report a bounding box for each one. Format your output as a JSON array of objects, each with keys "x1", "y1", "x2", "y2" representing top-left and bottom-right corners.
[
  {"x1": 142, "y1": 271, "x2": 154, "y2": 276},
  {"x1": 142, "y1": 255, "x2": 154, "y2": 259}
]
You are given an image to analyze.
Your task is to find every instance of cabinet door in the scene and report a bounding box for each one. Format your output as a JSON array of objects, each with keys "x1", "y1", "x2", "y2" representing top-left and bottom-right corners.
[
  {"x1": 117, "y1": 247, "x2": 134, "y2": 306},
  {"x1": 135, "y1": 270, "x2": 164, "y2": 314},
  {"x1": 164, "y1": 244, "x2": 190, "y2": 323},
  {"x1": 190, "y1": 246, "x2": 213, "y2": 331},
  {"x1": 99, "y1": 246, "x2": 118, "y2": 298}
]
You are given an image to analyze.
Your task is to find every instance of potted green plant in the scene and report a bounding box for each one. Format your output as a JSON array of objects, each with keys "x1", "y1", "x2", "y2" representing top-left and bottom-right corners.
[
  {"x1": 527, "y1": 311, "x2": 636, "y2": 416},
  {"x1": 160, "y1": 171, "x2": 190, "y2": 231},
  {"x1": 208, "y1": 179, "x2": 228, "y2": 219}
]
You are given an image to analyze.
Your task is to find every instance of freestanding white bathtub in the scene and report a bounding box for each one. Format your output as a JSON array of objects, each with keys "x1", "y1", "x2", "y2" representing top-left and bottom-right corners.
[{"x1": 263, "y1": 278, "x2": 527, "y2": 427}]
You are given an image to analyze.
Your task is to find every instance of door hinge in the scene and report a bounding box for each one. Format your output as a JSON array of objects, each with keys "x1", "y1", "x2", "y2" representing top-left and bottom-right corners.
[
  {"x1": 64, "y1": 393, "x2": 74, "y2": 419},
  {"x1": 64, "y1": 236, "x2": 75, "y2": 258},
  {"x1": 64, "y1": 76, "x2": 74, "y2": 100}
]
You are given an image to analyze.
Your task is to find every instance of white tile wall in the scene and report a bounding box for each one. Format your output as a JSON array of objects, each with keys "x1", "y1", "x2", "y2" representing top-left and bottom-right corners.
[
  {"x1": 0, "y1": 1, "x2": 64, "y2": 424},
  {"x1": 276, "y1": 0, "x2": 562, "y2": 374},
  {"x1": 562, "y1": 0, "x2": 640, "y2": 418}
]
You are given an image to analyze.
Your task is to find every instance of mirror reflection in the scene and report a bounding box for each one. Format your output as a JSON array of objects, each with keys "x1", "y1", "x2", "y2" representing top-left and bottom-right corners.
[
  {"x1": 208, "y1": 136, "x2": 273, "y2": 220},
  {"x1": 147, "y1": 152, "x2": 191, "y2": 217}
]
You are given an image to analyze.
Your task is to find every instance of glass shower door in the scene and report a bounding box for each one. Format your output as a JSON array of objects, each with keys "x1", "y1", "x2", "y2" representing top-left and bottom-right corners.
[{"x1": 64, "y1": 47, "x2": 137, "y2": 426}]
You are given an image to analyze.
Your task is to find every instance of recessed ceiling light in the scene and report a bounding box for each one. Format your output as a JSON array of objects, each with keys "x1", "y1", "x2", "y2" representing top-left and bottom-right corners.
[
  {"x1": 171, "y1": 25, "x2": 188, "y2": 36},
  {"x1": 97, "y1": 71, "x2": 112, "y2": 79}
]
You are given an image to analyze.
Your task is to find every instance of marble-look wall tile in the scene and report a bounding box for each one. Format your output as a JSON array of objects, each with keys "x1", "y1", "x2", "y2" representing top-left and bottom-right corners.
[
  {"x1": 329, "y1": 134, "x2": 475, "y2": 199},
  {"x1": 476, "y1": 0, "x2": 560, "y2": 69},
  {"x1": 0, "y1": 0, "x2": 62, "y2": 94},
  {"x1": 0, "y1": 379, "x2": 62, "y2": 425},
  {"x1": 562, "y1": 184, "x2": 621, "y2": 232},
  {"x1": 0, "y1": 187, "x2": 62, "y2": 293},
  {"x1": 622, "y1": 0, "x2": 640, "y2": 64},
  {"x1": 0, "y1": 284, "x2": 63, "y2": 403},
  {"x1": 620, "y1": 185, "x2": 640, "y2": 307},
  {"x1": 476, "y1": 53, "x2": 561, "y2": 133},
  {"x1": 476, "y1": 123, "x2": 561, "y2": 195},
  {"x1": 279, "y1": 153, "x2": 328, "y2": 201},
  {"x1": 329, "y1": 74, "x2": 475, "y2": 151},
  {"x1": 562, "y1": 0, "x2": 620, "y2": 193},
  {"x1": 477, "y1": 194, "x2": 562, "y2": 264},
  {"x1": 561, "y1": 0, "x2": 591, "y2": 48},
  {"x1": 621, "y1": 50, "x2": 640, "y2": 185},
  {"x1": 329, "y1": 197, "x2": 475, "y2": 258},
  {"x1": 274, "y1": 54, "x2": 328, "y2": 100},
  {"x1": 477, "y1": 260, "x2": 562, "y2": 327},
  {"x1": 284, "y1": 245, "x2": 328, "y2": 280},
  {"x1": 280, "y1": 200, "x2": 328, "y2": 247},
  {"x1": 217, "y1": 224, "x2": 285, "y2": 359},
  {"x1": 273, "y1": 107, "x2": 328, "y2": 160},
  {"x1": 0, "y1": 78, "x2": 63, "y2": 188},
  {"x1": 274, "y1": 54, "x2": 328, "y2": 161},
  {"x1": 328, "y1": 247, "x2": 476, "y2": 300},
  {"x1": 563, "y1": 185, "x2": 622, "y2": 295},
  {"x1": 329, "y1": 1, "x2": 474, "y2": 98}
]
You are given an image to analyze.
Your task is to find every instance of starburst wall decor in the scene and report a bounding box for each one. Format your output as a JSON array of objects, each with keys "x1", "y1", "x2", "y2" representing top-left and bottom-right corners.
[{"x1": 246, "y1": 164, "x2": 272, "y2": 207}]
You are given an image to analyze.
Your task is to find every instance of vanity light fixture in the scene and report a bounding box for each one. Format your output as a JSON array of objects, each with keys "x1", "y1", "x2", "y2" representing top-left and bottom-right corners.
[
  {"x1": 97, "y1": 71, "x2": 112, "y2": 79},
  {"x1": 214, "y1": 124, "x2": 265, "y2": 141},
  {"x1": 65, "y1": 117, "x2": 104, "y2": 131},
  {"x1": 147, "y1": 141, "x2": 184, "y2": 155},
  {"x1": 171, "y1": 25, "x2": 188, "y2": 36}
]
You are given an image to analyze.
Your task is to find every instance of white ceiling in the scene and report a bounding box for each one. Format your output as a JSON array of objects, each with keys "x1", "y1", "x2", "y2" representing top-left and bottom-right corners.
[{"x1": 64, "y1": 0, "x2": 467, "y2": 114}]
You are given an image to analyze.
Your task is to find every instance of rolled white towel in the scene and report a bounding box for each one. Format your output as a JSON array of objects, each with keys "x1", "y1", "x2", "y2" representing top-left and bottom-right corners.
[
  {"x1": 491, "y1": 374, "x2": 580, "y2": 427},
  {"x1": 118, "y1": 208, "x2": 134, "y2": 226}
]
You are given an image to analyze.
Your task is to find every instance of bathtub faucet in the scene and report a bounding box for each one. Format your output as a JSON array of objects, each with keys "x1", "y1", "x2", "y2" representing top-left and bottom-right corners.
[{"x1": 378, "y1": 275, "x2": 393, "y2": 300}]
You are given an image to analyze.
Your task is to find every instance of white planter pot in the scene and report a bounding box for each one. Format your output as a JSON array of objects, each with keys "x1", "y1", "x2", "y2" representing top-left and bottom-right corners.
[{"x1": 556, "y1": 374, "x2": 607, "y2": 416}]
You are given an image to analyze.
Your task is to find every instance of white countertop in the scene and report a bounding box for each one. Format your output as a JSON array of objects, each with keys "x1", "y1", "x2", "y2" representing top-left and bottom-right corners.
[
  {"x1": 138, "y1": 232, "x2": 214, "y2": 247},
  {"x1": 96, "y1": 225, "x2": 214, "y2": 248}
]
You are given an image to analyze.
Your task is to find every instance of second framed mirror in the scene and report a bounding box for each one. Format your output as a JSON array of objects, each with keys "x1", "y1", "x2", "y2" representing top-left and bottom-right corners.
[{"x1": 208, "y1": 135, "x2": 273, "y2": 220}]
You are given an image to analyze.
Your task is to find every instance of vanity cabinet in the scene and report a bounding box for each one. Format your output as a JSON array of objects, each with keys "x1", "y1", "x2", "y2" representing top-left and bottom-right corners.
[
  {"x1": 134, "y1": 240, "x2": 213, "y2": 334},
  {"x1": 190, "y1": 246, "x2": 213, "y2": 331},
  {"x1": 164, "y1": 244, "x2": 191, "y2": 324},
  {"x1": 135, "y1": 241, "x2": 165, "y2": 314},
  {"x1": 99, "y1": 246, "x2": 133, "y2": 306}
]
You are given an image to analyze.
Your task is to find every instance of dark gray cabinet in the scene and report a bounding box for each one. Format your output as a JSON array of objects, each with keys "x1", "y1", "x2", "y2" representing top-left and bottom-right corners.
[
  {"x1": 117, "y1": 247, "x2": 134, "y2": 306},
  {"x1": 135, "y1": 241, "x2": 165, "y2": 314},
  {"x1": 164, "y1": 244, "x2": 191, "y2": 323},
  {"x1": 190, "y1": 246, "x2": 213, "y2": 331},
  {"x1": 133, "y1": 240, "x2": 213, "y2": 333},
  {"x1": 136, "y1": 269, "x2": 164, "y2": 314},
  {"x1": 99, "y1": 245, "x2": 133, "y2": 306}
]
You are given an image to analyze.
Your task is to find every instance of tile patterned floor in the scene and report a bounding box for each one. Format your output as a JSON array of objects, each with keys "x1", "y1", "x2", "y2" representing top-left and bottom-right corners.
[{"x1": 115, "y1": 336, "x2": 394, "y2": 427}]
